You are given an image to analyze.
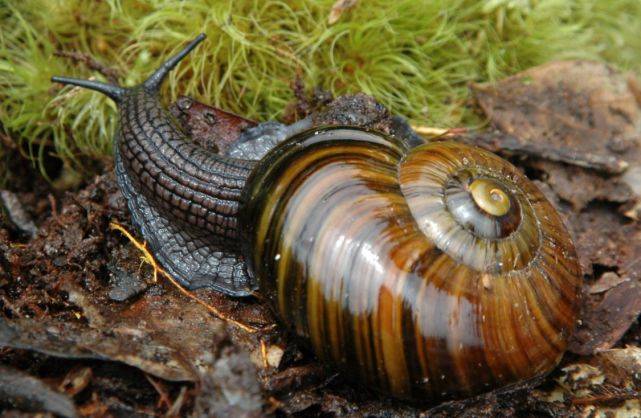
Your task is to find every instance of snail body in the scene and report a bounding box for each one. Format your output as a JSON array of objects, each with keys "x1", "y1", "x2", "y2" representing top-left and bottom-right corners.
[{"x1": 53, "y1": 34, "x2": 582, "y2": 402}]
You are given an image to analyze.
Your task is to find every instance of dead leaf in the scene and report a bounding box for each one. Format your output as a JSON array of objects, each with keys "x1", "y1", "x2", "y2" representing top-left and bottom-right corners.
[
  {"x1": 0, "y1": 277, "x2": 232, "y2": 382},
  {"x1": 473, "y1": 61, "x2": 641, "y2": 175},
  {"x1": 589, "y1": 272, "x2": 630, "y2": 294},
  {"x1": 531, "y1": 160, "x2": 631, "y2": 211},
  {"x1": 570, "y1": 278, "x2": 641, "y2": 355}
]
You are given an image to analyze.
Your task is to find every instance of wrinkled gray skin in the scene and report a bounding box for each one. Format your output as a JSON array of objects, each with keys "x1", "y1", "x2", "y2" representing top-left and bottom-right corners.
[
  {"x1": 52, "y1": 34, "x2": 424, "y2": 297},
  {"x1": 226, "y1": 119, "x2": 313, "y2": 160},
  {"x1": 227, "y1": 115, "x2": 424, "y2": 161}
]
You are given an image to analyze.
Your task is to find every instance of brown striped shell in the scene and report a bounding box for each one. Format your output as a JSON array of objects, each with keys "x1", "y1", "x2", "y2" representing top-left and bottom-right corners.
[{"x1": 240, "y1": 127, "x2": 582, "y2": 402}]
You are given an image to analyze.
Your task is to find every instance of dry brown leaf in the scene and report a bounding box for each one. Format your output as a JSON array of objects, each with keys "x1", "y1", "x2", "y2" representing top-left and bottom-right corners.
[{"x1": 473, "y1": 61, "x2": 641, "y2": 175}]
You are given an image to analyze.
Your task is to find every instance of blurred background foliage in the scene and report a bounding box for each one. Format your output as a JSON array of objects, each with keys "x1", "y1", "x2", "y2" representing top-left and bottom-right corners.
[{"x1": 1, "y1": 0, "x2": 641, "y2": 182}]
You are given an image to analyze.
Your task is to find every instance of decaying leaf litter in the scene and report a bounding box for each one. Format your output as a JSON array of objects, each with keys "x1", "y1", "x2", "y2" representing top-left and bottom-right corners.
[{"x1": 2, "y1": 60, "x2": 641, "y2": 416}]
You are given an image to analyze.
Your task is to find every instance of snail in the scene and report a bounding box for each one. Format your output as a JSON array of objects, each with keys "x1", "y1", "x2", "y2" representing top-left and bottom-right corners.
[{"x1": 52, "y1": 34, "x2": 582, "y2": 402}]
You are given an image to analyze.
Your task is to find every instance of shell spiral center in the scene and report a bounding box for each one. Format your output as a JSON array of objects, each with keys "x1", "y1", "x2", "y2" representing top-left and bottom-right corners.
[
  {"x1": 400, "y1": 141, "x2": 541, "y2": 274},
  {"x1": 445, "y1": 173, "x2": 522, "y2": 240}
]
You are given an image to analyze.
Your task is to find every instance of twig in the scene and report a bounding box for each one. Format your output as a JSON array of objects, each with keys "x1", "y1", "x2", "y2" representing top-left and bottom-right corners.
[
  {"x1": 54, "y1": 50, "x2": 120, "y2": 84},
  {"x1": 145, "y1": 374, "x2": 172, "y2": 409},
  {"x1": 260, "y1": 339, "x2": 269, "y2": 369},
  {"x1": 48, "y1": 193, "x2": 58, "y2": 219},
  {"x1": 0, "y1": 131, "x2": 17, "y2": 150},
  {"x1": 165, "y1": 386, "x2": 188, "y2": 418},
  {"x1": 411, "y1": 125, "x2": 468, "y2": 137}
]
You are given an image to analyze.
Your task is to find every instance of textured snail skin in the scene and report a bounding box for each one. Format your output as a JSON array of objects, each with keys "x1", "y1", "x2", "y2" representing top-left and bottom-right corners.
[
  {"x1": 53, "y1": 34, "x2": 582, "y2": 403},
  {"x1": 241, "y1": 128, "x2": 582, "y2": 401},
  {"x1": 52, "y1": 35, "x2": 258, "y2": 295}
]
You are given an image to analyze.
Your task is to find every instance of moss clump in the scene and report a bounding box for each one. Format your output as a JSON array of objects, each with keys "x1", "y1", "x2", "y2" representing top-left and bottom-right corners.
[{"x1": 1, "y1": 0, "x2": 641, "y2": 179}]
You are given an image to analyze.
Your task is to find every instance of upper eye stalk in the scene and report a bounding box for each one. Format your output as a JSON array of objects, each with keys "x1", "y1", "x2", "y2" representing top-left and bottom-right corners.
[{"x1": 52, "y1": 33, "x2": 207, "y2": 101}]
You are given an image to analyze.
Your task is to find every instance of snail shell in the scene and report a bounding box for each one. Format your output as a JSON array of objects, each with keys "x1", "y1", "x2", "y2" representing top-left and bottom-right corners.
[{"x1": 241, "y1": 127, "x2": 582, "y2": 400}]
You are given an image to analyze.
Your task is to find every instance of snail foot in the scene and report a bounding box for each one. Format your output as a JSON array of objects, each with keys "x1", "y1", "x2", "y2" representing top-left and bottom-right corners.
[
  {"x1": 109, "y1": 222, "x2": 266, "y2": 334},
  {"x1": 114, "y1": 150, "x2": 257, "y2": 296}
]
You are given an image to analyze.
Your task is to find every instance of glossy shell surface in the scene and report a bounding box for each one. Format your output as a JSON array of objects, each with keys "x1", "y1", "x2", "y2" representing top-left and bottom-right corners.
[{"x1": 241, "y1": 127, "x2": 582, "y2": 401}]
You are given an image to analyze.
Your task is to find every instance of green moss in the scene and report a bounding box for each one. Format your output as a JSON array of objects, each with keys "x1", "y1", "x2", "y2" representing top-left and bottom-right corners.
[{"x1": 1, "y1": 0, "x2": 641, "y2": 179}]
